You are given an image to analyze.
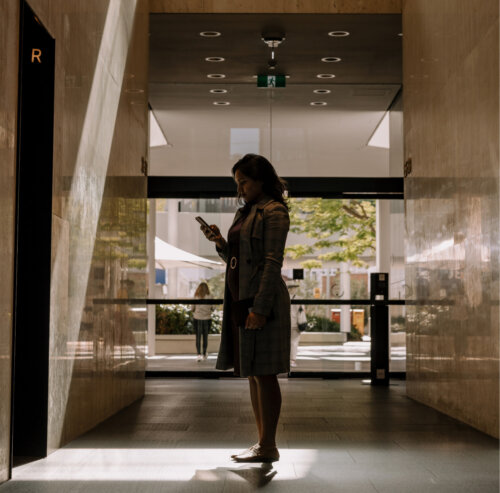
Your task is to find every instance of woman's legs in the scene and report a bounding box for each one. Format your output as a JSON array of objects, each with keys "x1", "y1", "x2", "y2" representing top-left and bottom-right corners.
[
  {"x1": 254, "y1": 375, "x2": 281, "y2": 449},
  {"x1": 202, "y1": 320, "x2": 210, "y2": 356},
  {"x1": 248, "y1": 376, "x2": 263, "y2": 442},
  {"x1": 290, "y1": 327, "x2": 301, "y2": 364},
  {"x1": 194, "y1": 320, "x2": 201, "y2": 355}
]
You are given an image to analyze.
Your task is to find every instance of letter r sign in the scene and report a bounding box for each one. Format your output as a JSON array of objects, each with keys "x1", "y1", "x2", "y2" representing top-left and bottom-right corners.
[{"x1": 31, "y1": 48, "x2": 42, "y2": 63}]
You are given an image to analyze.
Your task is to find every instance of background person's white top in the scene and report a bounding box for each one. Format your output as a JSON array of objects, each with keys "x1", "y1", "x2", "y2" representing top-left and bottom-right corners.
[{"x1": 192, "y1": 295, "x2": 212, "y2": 320}]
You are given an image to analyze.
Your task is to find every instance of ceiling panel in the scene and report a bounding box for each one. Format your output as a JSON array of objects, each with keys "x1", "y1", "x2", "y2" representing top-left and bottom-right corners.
[
  {"x1": 150, "y1": 14, "x2": 402, "y2": 84},
  {"x1": 149, "y1": 13, "x2": 402, "y2": 178}
]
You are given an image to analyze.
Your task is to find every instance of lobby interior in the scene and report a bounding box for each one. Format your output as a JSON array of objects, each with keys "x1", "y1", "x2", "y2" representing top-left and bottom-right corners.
[{"x1": 0, "y1": 0, "x2": 498, "y2": 491}]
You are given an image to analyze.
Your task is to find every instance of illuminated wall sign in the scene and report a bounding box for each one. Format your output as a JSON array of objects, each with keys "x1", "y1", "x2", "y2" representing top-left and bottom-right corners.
[
  {"x1": 257, "y1": 74, "x2": 286, "y2": 88},
  {"x1": 31, "y1": 48, "x2": 42, "y2": 63}
]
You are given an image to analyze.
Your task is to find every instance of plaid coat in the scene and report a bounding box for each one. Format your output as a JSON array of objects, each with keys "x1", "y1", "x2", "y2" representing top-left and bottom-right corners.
[{"x1": 215, "y1": 196, "x2": 291, "y2": 376}]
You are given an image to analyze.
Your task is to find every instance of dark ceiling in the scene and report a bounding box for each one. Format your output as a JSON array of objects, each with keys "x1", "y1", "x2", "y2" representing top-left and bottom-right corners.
[{"x1": 149, "y1": 13, "x2": 402, "y2": 85}]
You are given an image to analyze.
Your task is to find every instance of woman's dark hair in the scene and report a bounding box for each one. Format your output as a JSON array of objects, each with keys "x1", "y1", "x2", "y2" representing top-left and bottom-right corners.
[{"x1": 232, "y1": 154, "x2": 288, "y2": 210}]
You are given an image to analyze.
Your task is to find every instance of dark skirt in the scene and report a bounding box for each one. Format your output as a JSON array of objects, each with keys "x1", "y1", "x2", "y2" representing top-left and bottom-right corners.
[{"x1": 229, "y1": 297, "x2": 253, "y2": 377}]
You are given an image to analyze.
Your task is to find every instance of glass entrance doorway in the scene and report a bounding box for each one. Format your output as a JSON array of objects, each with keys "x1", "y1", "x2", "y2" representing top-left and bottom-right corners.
[{"x1": 146, "y1": 193, "x2": 405, "y2": 375}]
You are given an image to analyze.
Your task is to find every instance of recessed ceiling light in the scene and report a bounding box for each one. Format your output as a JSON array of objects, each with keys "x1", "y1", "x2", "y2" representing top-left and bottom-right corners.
[
  {"x1": 213, "y1": 101, "x2": 230, "y2": 106},
  {"x1": 328, "y1": 31, "x2": 350, "y2": 37},
  {"x1": 200, "y1": 31, "x2": 221, "y2": 37},
  {"x1": 317, "y1": 74, "x2": 336, "y2": 79},
  {"x1": 398, "y1": 32, "x2": 403, "y2": 37},
  {"x1": 207, "y1": 74, "x2": 225, "y2": 79},
  {"x1": 310, "y1": 101, "x2": 327, "y2": 106},
  {"x1": 321, "y1": 57, "x2": 341, "y2": 63},
  {"x1": 205, "y1": 56, "x2": 225, "y2": 62},
  {"x1": 210, "y1": 88, "x2": 227, "y2": 94},
  {"x1": 313, "y1": 89, "x2": 331, "y2": 94}
]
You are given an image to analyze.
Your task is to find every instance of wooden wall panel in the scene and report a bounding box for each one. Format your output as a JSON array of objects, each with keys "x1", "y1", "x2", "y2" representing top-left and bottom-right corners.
[{"x1": 150, "y1": 0, "x2": 402, "y2": 14}]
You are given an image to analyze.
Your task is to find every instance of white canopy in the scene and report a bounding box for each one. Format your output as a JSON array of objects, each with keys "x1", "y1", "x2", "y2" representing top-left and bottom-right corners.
[{"x1": 155, "y1": 237, "x2": 222, "y2": 269}]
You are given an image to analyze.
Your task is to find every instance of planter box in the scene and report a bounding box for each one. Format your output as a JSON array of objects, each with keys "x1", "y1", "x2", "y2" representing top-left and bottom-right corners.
[
  {"x1": 156, "y1": 334, "x2": 221, "y2": 354},
  {"x1": 155, "y1": 332, "x2": 349, "y2": 354},
  {"x1": 299, "y1": 332, "x2": 347, "y2": 345}
]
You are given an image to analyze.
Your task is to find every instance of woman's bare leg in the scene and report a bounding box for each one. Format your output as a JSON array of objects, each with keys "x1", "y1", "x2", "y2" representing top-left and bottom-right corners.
[
  {"x1": 255, "y1": 375, "x2": 281, "y2": 449},
  {"x1": 248, "y1": 376, "x2": 263, "y2": 442}
]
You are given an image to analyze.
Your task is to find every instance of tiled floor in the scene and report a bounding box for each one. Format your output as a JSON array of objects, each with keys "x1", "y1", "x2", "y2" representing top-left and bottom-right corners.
[{"x1": 1, "y1": 378, "x2": 498, "y2": 492}]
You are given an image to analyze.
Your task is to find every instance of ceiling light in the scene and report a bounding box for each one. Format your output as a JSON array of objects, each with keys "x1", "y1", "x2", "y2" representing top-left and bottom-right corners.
[
  {"x1": 317, "y1": 74, "x2": 336, "y2": 79},
  {"x1": 313, "y1": 89, "x2": 331, "y2": 94},
  {"x1": 213, "y1": 101, "x2": 230, "y2": 106},
  {"x1": 321, "y1": 57, "x2": 341, "y2": 63},
  {"x1": 328, "y1": 31, "x2": 350, "y2": 37},
  {"x1": 310, "y1": 101, "x2": 327, "y2": 106},
  {"x1": 210, "y1": 89, "x2": 227, "y2": 94},
  {"x1": 398, "y1": 33, "x2": 403, "y2": 37},
  {"x1": 205, "y1": 56, "x2": 225, "y2": 62},
  {"x1": 200, "y1": 31, "x2": 221, "y2": 37},
  {"x1": 207, "y1": 74, "x2": 225, "y2": 79}
]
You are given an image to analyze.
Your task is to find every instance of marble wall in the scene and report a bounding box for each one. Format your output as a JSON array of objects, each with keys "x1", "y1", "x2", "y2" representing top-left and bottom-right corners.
[
  {"x1": 0, "y1": 0, "x2": 19, "y2": 483},
  {"x1": 25, "y1": 0, "x2": 149, "y2": 452},
  {"x1": 150, "y1": 0, "x2": 402, "y2": 14},
  {"x1": 403, "y1": 0, "x2": 499, "y2": 437}
]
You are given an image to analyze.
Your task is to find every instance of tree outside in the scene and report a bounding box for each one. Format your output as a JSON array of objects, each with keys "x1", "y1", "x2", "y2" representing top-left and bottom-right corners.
[
  {"x1": 285, "y1": 197, "x2": 376, "y2": 339},
  {"x1": 286, "y1": 197, "x2": 376, "y2": 269}
]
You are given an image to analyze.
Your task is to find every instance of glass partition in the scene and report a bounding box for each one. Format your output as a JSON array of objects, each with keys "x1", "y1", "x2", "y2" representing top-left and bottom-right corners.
[{"x1": 147, "y1": 197, "x2": 404, "y2": 373}]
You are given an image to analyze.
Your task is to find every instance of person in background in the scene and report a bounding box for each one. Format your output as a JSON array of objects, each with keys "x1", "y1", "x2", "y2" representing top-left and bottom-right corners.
[
  {"x1": 287, "y1": 282, "x2": 304, "y2": 368},
  {"x1": 192, "y1": 282, "x2": 212, "y2": 361}
]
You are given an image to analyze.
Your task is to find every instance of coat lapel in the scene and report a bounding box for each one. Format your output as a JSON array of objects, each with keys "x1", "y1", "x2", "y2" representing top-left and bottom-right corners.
[{"x1": 240, "y1": 196, "x2": 273, "y2": 236}]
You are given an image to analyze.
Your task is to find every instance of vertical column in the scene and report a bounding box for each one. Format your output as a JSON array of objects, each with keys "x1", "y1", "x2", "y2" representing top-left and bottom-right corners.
[
  {"x1": 340, "y1": 263, "x2": 351, "y2": 333},
  {"x1": 147, "y1": 199, "x2": 156, "y2": 356},
  {"x1": 376, "y1": 200, "x2": 391, "y2": 274},
  {"x1": 167, "y1": 199, "x2": 179, "y2": 298}
]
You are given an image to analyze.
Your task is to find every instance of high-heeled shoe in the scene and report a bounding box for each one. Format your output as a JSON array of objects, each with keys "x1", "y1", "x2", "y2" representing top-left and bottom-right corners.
[
  {"x1": 232, "y1": 445, "x2": 280, "y2": 463},
  {"x1": 231, "y1": 443, "x2": 259, "y2": 458}
]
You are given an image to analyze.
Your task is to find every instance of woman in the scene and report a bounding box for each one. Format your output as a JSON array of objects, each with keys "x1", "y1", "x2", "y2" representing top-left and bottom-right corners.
[
  {"x1": 192, "y1": 282, "x2": 212, "y2": 362},
  {"x1": 200, "y1": 153, "x2": 290, "y2": 463}
]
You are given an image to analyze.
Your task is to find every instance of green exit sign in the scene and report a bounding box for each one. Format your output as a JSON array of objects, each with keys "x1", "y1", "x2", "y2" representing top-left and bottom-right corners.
[{"x1": 257, "y1": 74, "x2": 286, "y2": 88}]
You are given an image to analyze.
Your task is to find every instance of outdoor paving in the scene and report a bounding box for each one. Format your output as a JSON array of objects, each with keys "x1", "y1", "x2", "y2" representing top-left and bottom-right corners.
[{"x1": 146, "y1": 342, "x2": 406, "y2": 372}]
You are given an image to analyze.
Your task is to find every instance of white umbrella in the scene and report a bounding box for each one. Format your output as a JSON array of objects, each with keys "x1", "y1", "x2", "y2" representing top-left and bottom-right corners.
[{"x1": 154, "y1": 237, "x2": 223, "y2": 269}]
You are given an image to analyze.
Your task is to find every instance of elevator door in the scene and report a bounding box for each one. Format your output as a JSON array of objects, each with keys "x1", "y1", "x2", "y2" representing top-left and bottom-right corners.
[{"x1": 12, "y1": 0, "x2": 55, "y2": 461}]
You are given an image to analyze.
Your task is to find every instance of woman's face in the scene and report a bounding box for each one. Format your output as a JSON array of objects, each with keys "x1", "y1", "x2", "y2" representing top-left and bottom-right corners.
[{"x1": 235, "y1": 169, "x2": 264, "y2": 203}]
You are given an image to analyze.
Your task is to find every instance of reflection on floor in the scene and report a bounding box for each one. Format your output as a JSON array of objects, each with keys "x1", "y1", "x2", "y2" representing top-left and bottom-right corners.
[
  {"x1": 2, "y1": 379, "x2": 497, "y2": 492},
  {"x1": 147, "y1": 342, "x2": 406, "y2": 372}
]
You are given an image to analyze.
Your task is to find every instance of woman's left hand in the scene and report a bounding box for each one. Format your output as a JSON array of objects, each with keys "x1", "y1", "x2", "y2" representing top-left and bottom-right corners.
[{"x1": 245, "y1": 312, "x2": 267, "y2": 330}]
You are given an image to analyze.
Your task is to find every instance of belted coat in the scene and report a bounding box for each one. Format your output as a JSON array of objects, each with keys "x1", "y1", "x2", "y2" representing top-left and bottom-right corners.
[{"x1": 215, "y1": 196, "x2": 291, "y2": 376}]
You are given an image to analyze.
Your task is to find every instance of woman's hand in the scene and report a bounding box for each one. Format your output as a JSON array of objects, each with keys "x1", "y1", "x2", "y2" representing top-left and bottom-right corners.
[
  {"x1": 200, "y1": 224, "x2": 225, "y2": 249},
  {"x1": 245, "y1": 312, "x2": 267, "y2": 330}
]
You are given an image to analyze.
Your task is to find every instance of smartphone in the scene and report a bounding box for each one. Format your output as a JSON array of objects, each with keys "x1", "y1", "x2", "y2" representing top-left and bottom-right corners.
[{"x1": 195, "y1": 216, "x2": 211, "y2": 229}]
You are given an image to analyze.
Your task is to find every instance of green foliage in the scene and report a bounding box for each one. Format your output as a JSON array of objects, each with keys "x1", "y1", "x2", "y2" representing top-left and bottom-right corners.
[
  {"x1": 391, "y1": 314, "x2": 406, "y2": 332},
  {"x1": 347, "y1": 325, "x2": 363, "y2": 342},
  {"x1": 156, "y1": 304, "x2": 194, "y2": 334},
  {"x1": 156, "y1": 304, "x2": 223, "y2": 335},
  {"x1": 305, "y1": 314, "x2": 340, "y2": 332},
  {"x1": 206, "y1": 272, "x2": 226, "y2": 299},
  {"x1": 128, "y1": 259, "x2": 147, "y2": 270},
  {"x1": 286, "y1": 198, "x2": 376, "y2": 268},
  {"x1": 304, "y1": 313, "x2": 363, "y2": 341}
]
